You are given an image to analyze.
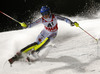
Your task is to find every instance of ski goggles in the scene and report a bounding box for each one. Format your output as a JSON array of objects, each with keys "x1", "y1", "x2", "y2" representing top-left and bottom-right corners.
[{"x1": 41, "y1": 11, "x2": 50, "y2": 16}]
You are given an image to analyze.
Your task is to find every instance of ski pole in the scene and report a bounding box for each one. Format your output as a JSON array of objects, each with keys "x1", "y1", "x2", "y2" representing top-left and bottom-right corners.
[
  {"x1": 0, "y1": 11, "x2": 27, "y2": 27},
  {"x1": 74, "y1": 22, "x2": 98, "y2": 43}
]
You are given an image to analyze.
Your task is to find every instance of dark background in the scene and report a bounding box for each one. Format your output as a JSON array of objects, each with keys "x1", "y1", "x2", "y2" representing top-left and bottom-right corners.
[{"x1": 0, "y1": 0, "x2": 100, "y2": 32}]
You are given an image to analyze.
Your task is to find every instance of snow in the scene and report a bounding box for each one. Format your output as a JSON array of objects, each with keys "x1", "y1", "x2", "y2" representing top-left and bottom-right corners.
[{"x1": 0, "y1": 13, "x2": 100, "y2": 74}]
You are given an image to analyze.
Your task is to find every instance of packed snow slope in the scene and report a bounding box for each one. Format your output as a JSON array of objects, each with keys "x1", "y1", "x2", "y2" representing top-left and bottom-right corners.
[{"x1": 0, "y1": 15, "x2": 100, "y2": 74}]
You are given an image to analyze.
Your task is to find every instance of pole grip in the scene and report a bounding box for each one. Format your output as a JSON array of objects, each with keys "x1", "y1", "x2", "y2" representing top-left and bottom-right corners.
[{"x1": 74, "y1": 22, "x2": 79, "y2": 27}]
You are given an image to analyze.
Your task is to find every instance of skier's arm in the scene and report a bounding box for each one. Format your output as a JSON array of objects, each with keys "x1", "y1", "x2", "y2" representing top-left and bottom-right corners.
[
  {"x1": 28, "y1": 18, "x2": 42, "y2": 28},
  {"x1": 55, "y1": 14, "x2": 75, "y2": 26}
]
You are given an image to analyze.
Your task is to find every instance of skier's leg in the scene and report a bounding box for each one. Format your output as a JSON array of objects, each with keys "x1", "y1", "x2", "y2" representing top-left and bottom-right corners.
[
  {"x1": 8, "y1": 30, "x2": 57, "y2": 64},
  {"x1": 16, "y1": 29, "x2": 47, "y2": 54},
  {"x1": 8, "y1": 30, "x2": 49, "y2": 64},
  {"x1": 35, "y1": 37, "x2": 50, "y2": 52},
  {"x1": 34, "y1": 29, "x2": 50, "y2": 52},
  {"x1": 21, "y1": 29, "x2": 49, "y2": 53},
  {"x1": 8, "y1": 42, "x2": 38, "y2": 63},
  {"x1": 31, "y1": 32, "x2": 57, "y2": 59},
  {"x1": 8, "y1": 42, "x2": 38, "y2": 64},
  {"x1": 20, "y1": 42, "x2": 38, "y2": 53},
  {"x1": 34, "y1": 32, "x2": 57, "y2": 52}
]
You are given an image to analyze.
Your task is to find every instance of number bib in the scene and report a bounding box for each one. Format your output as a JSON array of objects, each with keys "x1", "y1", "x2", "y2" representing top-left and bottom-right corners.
[{"x1": 42, "y1": 14, "x2": 58, "y2": 32}]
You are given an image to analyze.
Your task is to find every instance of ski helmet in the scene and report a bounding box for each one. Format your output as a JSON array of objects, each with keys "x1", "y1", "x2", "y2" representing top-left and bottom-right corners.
[{"x1": 40, "y1": 6, "x2": 50, "y2": 16}]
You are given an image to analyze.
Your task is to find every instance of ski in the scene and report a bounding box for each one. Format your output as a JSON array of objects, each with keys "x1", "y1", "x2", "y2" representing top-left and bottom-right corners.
[
  {"x1": 8, "y1": 51, "x2": 40, "y2": 66},
  {"x1": 8, "y1": 52, "x2": 22, "y2": 66}
]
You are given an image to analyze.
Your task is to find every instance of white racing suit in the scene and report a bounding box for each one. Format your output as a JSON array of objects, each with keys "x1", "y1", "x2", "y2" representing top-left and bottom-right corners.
[
  {"x1": 29, "y1": 14, "x2": 72, "y2": 44},
  {"x1": 21, "y1": 14, "x2": 73, "y2": 53}
]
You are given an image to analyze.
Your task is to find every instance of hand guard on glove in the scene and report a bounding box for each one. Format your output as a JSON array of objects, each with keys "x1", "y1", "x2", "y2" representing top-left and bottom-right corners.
[
  {"x1": 20, "y1": 22, "x2": 28, "y2": 28},
  {"x1": 71, "y1": 22, "x2": 79, "y2": 27}
]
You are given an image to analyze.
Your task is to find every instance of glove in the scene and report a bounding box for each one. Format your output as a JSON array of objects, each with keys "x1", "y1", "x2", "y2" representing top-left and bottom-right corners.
[
  {"x1": 19, "y1": 22, "x2": 28, "y2": 28},
  {"x1": 70, "y1": 22, "x2": 75, "y2": 26},
  {"x1": 71, "y1": 22, "x2": 79, "y2": 27},
  {"x1": 74, "y1": 22, "x2": 79, "y2": 27}
]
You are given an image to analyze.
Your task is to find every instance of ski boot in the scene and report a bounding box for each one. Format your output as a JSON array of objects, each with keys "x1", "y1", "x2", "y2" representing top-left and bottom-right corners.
[{"x1": 8, "y1": 52, "x2": 22, "y2": 64}]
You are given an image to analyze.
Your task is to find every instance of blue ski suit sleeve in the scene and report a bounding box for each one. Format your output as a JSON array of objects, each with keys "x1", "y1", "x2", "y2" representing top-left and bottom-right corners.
[
  {"x1": 55, "y1": 14, "x2": 73, "y2": 25},
  {"x1": 28, "y1": 18, "x2": 42, "y2": 28}
]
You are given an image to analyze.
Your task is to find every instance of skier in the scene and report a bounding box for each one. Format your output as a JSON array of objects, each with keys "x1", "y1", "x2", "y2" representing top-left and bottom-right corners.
[{"x1": 8, "y1": 6, "x2": 79, "y2": 64}]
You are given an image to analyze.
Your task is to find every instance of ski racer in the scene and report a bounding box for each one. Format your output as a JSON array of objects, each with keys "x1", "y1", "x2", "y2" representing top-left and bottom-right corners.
[{"x1": 8, "y1": 6, "x2": 79, "y2": 64}]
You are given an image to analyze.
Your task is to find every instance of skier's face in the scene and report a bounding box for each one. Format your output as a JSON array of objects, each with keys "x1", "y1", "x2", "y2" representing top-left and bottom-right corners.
[
  {"x1": 43, "y1": 14, "x2": 50, "y2": 18},
  {"x1": 41, "y1": 11, "x2": 50, "y2": 18}
]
